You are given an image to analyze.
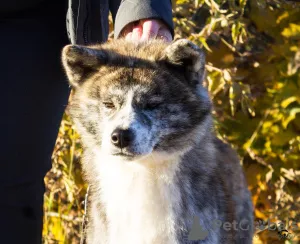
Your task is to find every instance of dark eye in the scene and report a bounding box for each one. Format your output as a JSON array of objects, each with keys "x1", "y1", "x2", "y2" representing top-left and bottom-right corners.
[
  {"x1": 144, "y1": 102, "x2": 161, "y2": 110},
  {"x1": 103, "y1": 102, "x2": 115, "y2": 109}
]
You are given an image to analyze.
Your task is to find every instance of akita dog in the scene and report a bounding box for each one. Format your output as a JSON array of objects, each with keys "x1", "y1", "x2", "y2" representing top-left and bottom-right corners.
[{"x1": 62, "y1": 39, "x2": 254, "y2": 244}]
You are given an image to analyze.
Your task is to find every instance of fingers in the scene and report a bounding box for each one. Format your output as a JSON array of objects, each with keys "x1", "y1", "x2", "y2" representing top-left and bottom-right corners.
[
  {"x1": 141, "y1": 20, "x2": 160, "y2": 41},
  {"x1": 125, "y1": 32, "x2": 132, "y2": 41},
  {"x1": 120, "y1": 19, "x2": 172, "y2": 42},
  {"x1": 132, "y1": 24, "x2": 143, "y2": 41}
]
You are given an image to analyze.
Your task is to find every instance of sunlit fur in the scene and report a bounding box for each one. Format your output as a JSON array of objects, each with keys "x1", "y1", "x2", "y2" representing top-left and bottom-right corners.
[{"x1": 62, "y1": 39, "x2": 254, "y2": 244}]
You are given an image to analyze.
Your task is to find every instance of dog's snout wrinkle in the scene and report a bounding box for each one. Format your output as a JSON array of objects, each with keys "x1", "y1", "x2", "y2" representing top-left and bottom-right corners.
[{"x1": 111, "y1": 128, "x2": 134, "y2": 149}]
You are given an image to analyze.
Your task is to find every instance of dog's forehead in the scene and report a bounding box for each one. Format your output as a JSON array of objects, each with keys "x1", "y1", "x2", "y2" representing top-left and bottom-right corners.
[
  {"x1": 96, "y1": 66, "x2": 165, "y2": 96},
  {"x1": 101, "y1": 83, "x2": 162, "y2": 104}
]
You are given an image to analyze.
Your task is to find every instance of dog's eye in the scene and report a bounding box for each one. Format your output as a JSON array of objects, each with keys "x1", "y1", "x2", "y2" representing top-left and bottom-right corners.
[
  {"x1": 103, "y1": 102, "x2": 115, "y2": 109},
  {"x1": 144, "y1": 102, "x2": 161, "y2": 110}
]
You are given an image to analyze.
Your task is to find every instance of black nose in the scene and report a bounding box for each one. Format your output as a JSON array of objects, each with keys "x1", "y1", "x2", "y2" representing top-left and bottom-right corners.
[{"x1": 111, "y1": 128, "x2": 133, "y2": 148}]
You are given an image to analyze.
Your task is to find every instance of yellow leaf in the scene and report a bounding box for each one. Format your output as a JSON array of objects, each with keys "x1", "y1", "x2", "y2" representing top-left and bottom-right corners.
[
  {"x1": 282, "y1": 108, "x2": 300, "y2": 129},
  {"x1": 239, "y1": 0, "x2": 247, "y2": 8},
  {"x1": 276, "y1": 11, "x2": 289, "y2": 24},
  {"x1": 281, "y1": 96, "x2": 300, "y2": 108},
  {"x1": 265, "y1": 169, "x2": 273, "y2": 183},
  {"x1": 198, "y1": 37, "x2": 212, "y2": 52},
  {"x1": 255, "y1": 209, "x2": 268, "y2": 219},
  {"x1": 223, "y1": 70, "x2": 231, "y2": 82},
  {"x1": 290, "y1": 46, "x2": 299, "y2": 52},
  {"x1": 258, "y1": 180, "x2": 266, "y2": 191},
  {"x1": 282, "y1": 23, "x2": 300, "y2": 39}
]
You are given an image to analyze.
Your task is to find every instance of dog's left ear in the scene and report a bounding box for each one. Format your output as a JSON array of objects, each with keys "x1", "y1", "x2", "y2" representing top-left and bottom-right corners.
[{"x1": 163, "y1": 39, "x2": 206, "y2": 86}]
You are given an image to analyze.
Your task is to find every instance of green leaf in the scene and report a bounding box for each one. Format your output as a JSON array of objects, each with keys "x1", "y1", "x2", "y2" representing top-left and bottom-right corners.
[
  {"x1": 231, "y1": 22, "x2": 244, "y2": 45},
  {"x1": 239, "y1": 0, "x2": 247, "y2": 15},
  {"x1": 231, "y1": 23, "x2": 238, "y2": 45},
  {"x1": 229, "y1": 82, "x2": 241, "y2": 116},
  {"x1": 207, "y1": 71, "x2": 226, "y2": 96}
]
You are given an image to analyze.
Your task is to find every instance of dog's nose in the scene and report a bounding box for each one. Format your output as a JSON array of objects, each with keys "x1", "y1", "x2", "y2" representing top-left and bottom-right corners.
[{"x1": 111, "y1": 128, "x2": 133, "y2": 148}]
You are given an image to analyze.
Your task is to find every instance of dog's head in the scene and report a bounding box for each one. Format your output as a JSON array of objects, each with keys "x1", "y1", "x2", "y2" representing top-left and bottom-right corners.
[{"x1": 62, "y1": 39, "x2": 211, "y2": 162}]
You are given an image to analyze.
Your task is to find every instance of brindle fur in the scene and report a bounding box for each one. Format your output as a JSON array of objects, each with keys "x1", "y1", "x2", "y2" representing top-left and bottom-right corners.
[{"x1": 62, "y1": 39, "x2": 254, "y2": 244}]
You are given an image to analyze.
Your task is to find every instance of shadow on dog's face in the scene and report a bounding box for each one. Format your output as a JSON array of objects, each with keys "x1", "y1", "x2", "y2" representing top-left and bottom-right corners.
[{"x1": 62, "y1": 40, "x2": 211, "y2": 161}]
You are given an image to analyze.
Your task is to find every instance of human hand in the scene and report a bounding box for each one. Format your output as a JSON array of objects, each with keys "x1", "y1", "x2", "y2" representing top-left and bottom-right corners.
[{"x1": 121, "y1": 19, "x2": 172, "y2": 42}]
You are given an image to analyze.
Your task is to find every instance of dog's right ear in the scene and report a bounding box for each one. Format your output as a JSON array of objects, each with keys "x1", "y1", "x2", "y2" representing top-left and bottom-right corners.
[{"x1": 62, "y1": 45, "x2": 107, "y2": 87}]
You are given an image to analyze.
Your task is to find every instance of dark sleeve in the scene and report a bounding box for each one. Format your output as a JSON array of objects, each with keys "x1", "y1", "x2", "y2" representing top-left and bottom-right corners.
[{"x1": 110, "y1": 0, "x2": 174, "y2": 39}]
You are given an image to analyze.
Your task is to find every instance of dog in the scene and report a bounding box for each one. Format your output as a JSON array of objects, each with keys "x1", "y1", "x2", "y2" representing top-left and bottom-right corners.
[{"x1": 62, "y1": 39, "x2": 254, "y2": 244}]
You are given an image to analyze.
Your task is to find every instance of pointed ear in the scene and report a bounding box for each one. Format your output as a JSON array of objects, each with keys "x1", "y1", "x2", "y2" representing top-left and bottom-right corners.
[
  {"x1": 62, "y1": 45, "x2": 107, "y2": 87},
  {"x1": 163, "y1": 39, "x2": 206, "y2": 86}
]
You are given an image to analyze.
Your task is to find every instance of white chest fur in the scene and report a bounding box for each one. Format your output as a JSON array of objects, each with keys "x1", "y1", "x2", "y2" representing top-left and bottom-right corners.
[{"x1": 95, "y1": 152, "x2": 182, "y2": 244}]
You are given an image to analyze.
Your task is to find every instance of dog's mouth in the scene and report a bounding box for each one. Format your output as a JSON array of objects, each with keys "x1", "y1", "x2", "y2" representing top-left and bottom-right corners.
[{"x1": 112, "y1": 152, "x2": 136, "y2": 160}]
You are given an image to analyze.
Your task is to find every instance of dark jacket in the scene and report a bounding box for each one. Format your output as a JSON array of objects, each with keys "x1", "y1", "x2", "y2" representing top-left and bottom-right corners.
[
  {"x1": 67, "y1": 0, "x2": 174, "y2": 44},
  {"x1": 1, "y1": 0, "x2": 173, "y2": 45}
]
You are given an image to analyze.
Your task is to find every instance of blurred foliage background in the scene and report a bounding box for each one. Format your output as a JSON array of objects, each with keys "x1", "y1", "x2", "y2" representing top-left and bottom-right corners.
[{"x1": 43, "y1": 0, "x2": 300, "y2": 243}]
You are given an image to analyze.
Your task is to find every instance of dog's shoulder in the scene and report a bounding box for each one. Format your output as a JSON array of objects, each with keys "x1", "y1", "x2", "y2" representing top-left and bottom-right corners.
[
  {"x1": 214, "y1": 137, "x2": 239, "y2": 165},
  {"x1": 213, "y1": 137, "x2": 248, "y2": 190}
]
